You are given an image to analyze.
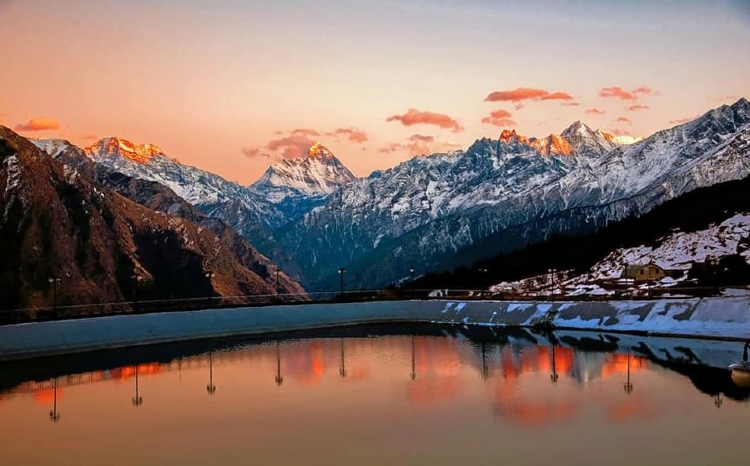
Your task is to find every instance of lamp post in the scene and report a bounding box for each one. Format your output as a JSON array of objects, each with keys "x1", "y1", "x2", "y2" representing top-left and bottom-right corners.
[
  {"x1": 205, "y1": 272, "x2": 214, "y2": 308},
  {"x1": 206, "y1": 353, "x2": 216, "y2": 395},
  {"x1": 623, "y1": 353, "x2": 633, "y2": 394},
  {"x1": 48, "y1": 277, "x2": 61, "y2": 318},
  {"x1": 339, "y1": 339, "x2": 347, "y2": 378},
  {"x1": 132, "y1": 365, "x2": 143, "y2": 406},
  {"x1": 275, "y1": 341, "x2": 283, "y2": 387},
  {"x1": 409, "y1": 266, "x2": 415, "y2": 298},
  {"x1": 275, "y1": 267, "x2": 280, "y2": 297},
  {"x1": 49, "y1": 377, "x2": 60, "y2": 422},
  {"x1": 131, "y1": 275, "x2": 142, "y2": 313},
  {"x1": 337, "y1": 267, "x2": 346, "y2": 299}
]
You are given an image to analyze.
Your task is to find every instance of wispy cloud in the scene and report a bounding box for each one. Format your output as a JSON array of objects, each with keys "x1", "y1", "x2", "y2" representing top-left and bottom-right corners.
[
  {"x1": 668, "y1": 116, "x2": 696, "y2": 125},
  {"x1": 485, "y1": 87, "x2": 573, "y2": 103},
  {"x1": 14, "y1": 117, "x2": 61, "y2": 132},
  {"x1": 561, "y1": 102, "x2": 580, "y2": 107},
  {"x1": 586, "y1": 108, "x2": 605, "y2": 115},
  {"x1": 378, "y1": 134, "x2": 461, "y2": 156},
  {"x1": 599, "y1": 86, "x2": 657, "y2": 101},
  {"x1": 481, "y1": 109, "x2": 516, "y2": 127},
  {"x1": 243, "y1": 128, "x2": 320, "y2": 159},
  {"x1": 627, "y1": 104, "x2": 650, "y2": 111},
  {"x1": 616, "y1": 116, "x2": 632, "y2": 124},
  {"x1": 386, "y1": 108, "x2": 464, "y2": 132},
  {"x1": 325, "y1": 127, "x2": 368, "y2": 143}
]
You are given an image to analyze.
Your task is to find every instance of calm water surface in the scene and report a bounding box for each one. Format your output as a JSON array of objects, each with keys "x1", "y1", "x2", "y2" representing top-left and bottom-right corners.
[{"x1": 1, "y1": 326, "x2": 749, "y2": 465}]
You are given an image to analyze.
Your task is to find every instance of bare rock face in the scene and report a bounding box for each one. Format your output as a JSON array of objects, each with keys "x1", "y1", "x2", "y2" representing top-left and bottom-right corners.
[{"x1": 0, "y1": 127, "x2": 305, "y2": 311}]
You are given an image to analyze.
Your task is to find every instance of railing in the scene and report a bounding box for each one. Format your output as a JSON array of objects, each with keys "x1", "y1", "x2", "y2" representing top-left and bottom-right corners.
[{"x1": 0, "y1": 286, "x2": 746, "y2": 326}]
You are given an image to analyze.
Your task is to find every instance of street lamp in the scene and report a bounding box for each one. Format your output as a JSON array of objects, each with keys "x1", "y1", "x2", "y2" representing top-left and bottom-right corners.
[
  {"x1": 275, "y1": 267, "x2": 280, "y2": 297},
  {"x1": 132, "y1": 365, "x2": 143, "y2": 406},
  {"x1": 131, "y1": 275, "x2": 142, "y2": 313},
  {"x1": 409, "y1": 266, "x2": 416, "y2": 298},
  {"x1": 337, "y1": 267, "x2": 346, "y2": 298},
  {"x1": 205, "y1": 272, "x2": 214, "y2": 308},
  {"x1": 48, "y1": 277, "x2": 61, "y2": 318},
  {"x1": 49, "y1": 377, "x2": 61, "y2": 422},
  {"x1": 206, "y1": 353, "x2": 216, "y2": 395}
]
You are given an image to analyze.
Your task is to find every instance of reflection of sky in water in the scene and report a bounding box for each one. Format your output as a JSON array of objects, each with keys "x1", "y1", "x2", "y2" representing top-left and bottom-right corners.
[{"x1": 0, "y1": 334, "x2": 749, "y2": 465}]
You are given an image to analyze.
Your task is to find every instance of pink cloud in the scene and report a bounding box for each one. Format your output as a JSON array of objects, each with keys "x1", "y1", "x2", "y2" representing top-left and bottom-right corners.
[
  {"x1": 244, "y1": 128, "x2": 320, "y2": 159},
  {"x1": 668, "y1": 116, "x2": 695, "y2": 125},
  {"x1": 633, "y1": 87, "x2": 654, "y2": 95},
  {"x1": 515, "y1": 103, "x2": 525, "y2": 110},
  {"x1": 386, "y1": 108, "x2": 464, "y2": 132},
  {"x1": 14, "y1": 117, "x2": 61, "y2": 132},
  {"x1": 628, "y1": 104, "x2": 649, "y2": 111},
  {"x1": 327, "y1": 127, "x2": 369, "y2": 143},
  {"x1": 599, "y1": 87, "x2": 638, "y2": 100},
  {"x1": 610, "y1": 127, "x2": 632, "y2": 136},
  {"x1": 485, "y1": 87, "x2": 573, "y2": 103},
  {"x1": 616, "y1": 116, "x2": 632, "y2": 124},
  {"x1": 78, "y1": 133, "x2": 99, "y2": 140},
  {"x1": 561, "y1": 102, "x2": 580, "y2": 107},
  {"x1": 409, "y1": 134, "x2": 435, "y2": 143},
  {"x1": 481, "y1": 109, "x2": 516, "y2": 127},
  {"x1": 586, "y1": 108, "x2": 605, "y2": 115}
]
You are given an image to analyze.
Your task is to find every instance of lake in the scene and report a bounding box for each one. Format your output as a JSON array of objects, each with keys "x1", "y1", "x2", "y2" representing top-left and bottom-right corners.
[{"x1": 0, "y1": 324, "x2": 748, "y2": 465}]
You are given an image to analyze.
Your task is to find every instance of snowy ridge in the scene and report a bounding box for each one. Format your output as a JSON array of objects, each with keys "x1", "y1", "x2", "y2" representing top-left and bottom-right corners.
[{"x1": 279, "y1": 98, "x2": 750, "y2": 290}]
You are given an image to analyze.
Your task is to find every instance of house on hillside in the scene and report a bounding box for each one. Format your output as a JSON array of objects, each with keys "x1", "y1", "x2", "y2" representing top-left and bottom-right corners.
[{"x1": 620, "y1": 263, "x2": 667, "y2": 282}]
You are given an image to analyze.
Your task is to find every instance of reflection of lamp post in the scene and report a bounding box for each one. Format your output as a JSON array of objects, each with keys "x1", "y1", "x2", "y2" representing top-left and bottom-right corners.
[
  {"x1": 275, "y1": 342, "x2": 283, "y2": 386},
  {"x1": 205, "y1": 272, "x2": 214, "y2": 308},
  {"x1": 481, "y1": 342, "x2": 489, "y2": 380},
  {"x1": 337, "y1": 267, "x2": 346, "y2": 298},
  {"x1": 132, "y1": 365, "x2": 143, "y2": 406},
  {"x1": 714, "y1": 393, "x2": 723, "y2": 408},
  {"x1": 410, "y1": 336, "x2": 417, "y2": 381},
  {"x1": 206, "y1": 353, "x2": 216, "y2": 395},
  {"x1": 550, "y1": 345, "x2": 559, "y2": 383},
  {"x1": 339, "y1": 339, "x2": 347, "y2": 378},
  {"x1": 48, "y1": 277, "x2": 61, "y2": 318},
  {"x1": 49, "y1": 378, "x2": 61, "y2": 422},
  {"x1": 623, "y1": 353, "x2": 634, "y2": 394},
  {"x1": 275, "y1": 267, "x2": 280, "y2": 297},
  {"x1": 409, "y1": 266, "x2": 416, "y2": 299}
]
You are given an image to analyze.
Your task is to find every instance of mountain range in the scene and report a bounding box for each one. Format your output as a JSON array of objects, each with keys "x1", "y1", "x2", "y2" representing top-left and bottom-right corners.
[
  {"x1": 0, "y1": 126, "x2": 304, "y2": 310},
  {"x1": 20, "y1": 98, "x2": 750, "y2": 296}
]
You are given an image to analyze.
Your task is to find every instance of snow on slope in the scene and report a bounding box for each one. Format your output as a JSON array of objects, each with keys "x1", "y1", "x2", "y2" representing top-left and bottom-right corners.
[{"x1": 491, "y1": 213, "x2": 750, "y2": 296}]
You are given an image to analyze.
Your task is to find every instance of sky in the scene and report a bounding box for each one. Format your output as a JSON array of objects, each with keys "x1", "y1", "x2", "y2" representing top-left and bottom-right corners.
[{"x1": 1, "y1": 0, "x2": 749, "y2": 184}]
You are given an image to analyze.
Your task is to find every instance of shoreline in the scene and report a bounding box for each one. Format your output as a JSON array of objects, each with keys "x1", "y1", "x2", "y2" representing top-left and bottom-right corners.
[{"x1": 1, "y1": 296, "x2": 748, "y2": 362}]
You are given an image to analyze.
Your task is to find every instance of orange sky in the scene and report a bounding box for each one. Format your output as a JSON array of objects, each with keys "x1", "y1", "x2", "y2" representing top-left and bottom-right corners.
[{"x1": 1, "y1": 0, "x2": 749, "y2": 183}]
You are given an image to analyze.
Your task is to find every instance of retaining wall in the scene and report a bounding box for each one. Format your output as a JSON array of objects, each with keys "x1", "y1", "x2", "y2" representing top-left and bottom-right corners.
[{"x1": 0, "y1": 297, "x2": 748, "y2": 361}]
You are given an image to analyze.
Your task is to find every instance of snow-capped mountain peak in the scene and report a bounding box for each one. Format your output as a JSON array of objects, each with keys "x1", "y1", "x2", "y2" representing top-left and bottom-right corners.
[
  {"x1": 250, "y1": 143, "x2": 355, "y2": 197},
  {"x1": 307, "y1": 141, "x2": 335, "y2": 161},
  {"x1": 85, "y1": 137, "x2": 165, "y2": 164}
]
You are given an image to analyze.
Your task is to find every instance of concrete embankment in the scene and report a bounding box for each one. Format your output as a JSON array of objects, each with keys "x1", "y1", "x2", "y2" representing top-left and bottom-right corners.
[{"x1": 1, "y1": 297, "x2": 749, "y2": 361}]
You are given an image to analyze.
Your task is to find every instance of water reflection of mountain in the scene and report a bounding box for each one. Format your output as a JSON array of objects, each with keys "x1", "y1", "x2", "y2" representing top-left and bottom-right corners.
[{"x1": 1, "y1": 323, "x2": 748, "y2": 411}]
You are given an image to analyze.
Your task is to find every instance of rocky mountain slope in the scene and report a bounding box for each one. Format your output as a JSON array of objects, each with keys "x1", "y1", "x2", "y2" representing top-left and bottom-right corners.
[
  {"x1": 277, "y1": 99, "x2": 750, "y2": 291},
  {"x1": 1, "y1": 127, "x2": 303, "y2": 310},
  {"x1": 81, "y1": 139, "x2": 354, "y2": 265}
]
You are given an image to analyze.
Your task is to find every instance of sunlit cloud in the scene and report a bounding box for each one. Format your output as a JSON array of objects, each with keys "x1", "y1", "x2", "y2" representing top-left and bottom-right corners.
[
  {"x1": 485, "y1": 87, "x2": 573, "y2": 103},
  {"x1": 599, "y1": 86, "x2": 657, "y2": 101},
  {"x1": 325, "y1": 127, "x2": 369, "y2": 143},
  {"x1": 386, "y1": 108, "x2": 464, "y2": 132},
  {"x1": 378, "y1": 135, "x2": 461, "y2": 156},
  {"x1": 243, "y1": 128, "x2": 320, "y2": 159},
  {"x1": 616, "y1": 116, "x2": 632, "y2": 124},
  {"x1": 561, "y1": 102, "x2": 580, "y2": 107},
  {"x1": 586, "y1": 108, "x2": 605, "y2": 115},
  {"x1": 628, "y1": 104, "x2": 649, "y2": 111},
  {"x1": 481, "y1": 109, "x2": 516, "y2": 127},
  {"x1": 14, "y1": 116, "x2": 61, "y2": 132},
  {"x1": 515, "y1": 103, "x2": 525, "y2": 110}
]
